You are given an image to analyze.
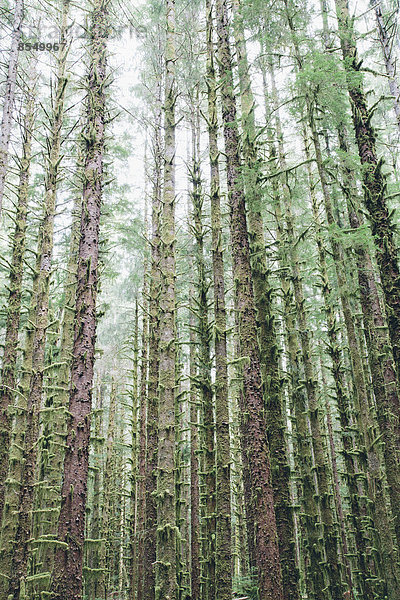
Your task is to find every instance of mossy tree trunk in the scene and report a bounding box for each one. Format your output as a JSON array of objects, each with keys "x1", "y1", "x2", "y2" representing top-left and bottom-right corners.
[
  {"x1": 0, "y1": 67, "x2": 36, "y2": 525},
  {"x1": 215, "y1": 1, "x2": 284, "y2": 597},
  {"x1": 189, "y1": 292, "x2": 200, "y2": 600},
  {"x1": 189, "y1": 109, "x2": 216, "y2": 600},
  {"x1": 100, "y1": 380, "x2": 118, "y2": 599},
  {"x1": 0, "y1": 0, "x2": 23, "y2": 215},
  {"x1": 86, "y1": 382, "x2": 105, "y2": 600},
  {"x1": 137, "y1": 179, "x2": 149, "y2": 600},
  {"x1": 205, "y1": 3, "x2": 231, "y2": 598},
  {"x1": 7, "y1": 4, "x2": 70, "y2": 594},
  {"x1": 268, "y1": 60, "x2": 335, "y2": 600},
  {"x1": 156, "y1": 1, "x2": 178, "y2": 598},
  {"x1": 51, "y1": 1, "x2": 109, "y2": 597},
  {"x1": 129, "y1": 302, "x2": 139, "y2": 600},
  {"x1": 34, "y1": 152, "x2": 82, "y2": 587},
  {"x1": 232, "y1": 4, "x2": 298, "y2": 598},
  {"x1": 334, "y1": 6, "x2": 400, "y2": 518},
  {"x1": 143, "y1": 79, "x2": 162, "y2": 600}
]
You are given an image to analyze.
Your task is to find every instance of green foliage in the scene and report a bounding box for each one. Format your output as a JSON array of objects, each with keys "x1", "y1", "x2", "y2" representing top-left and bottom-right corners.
[{"x1": 233, "y1": 570, "x2": 259, "y2": 600}]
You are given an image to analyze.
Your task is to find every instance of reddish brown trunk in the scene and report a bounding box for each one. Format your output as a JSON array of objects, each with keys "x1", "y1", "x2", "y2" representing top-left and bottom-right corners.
[
  {"x1": 51, "y1": 2, "x2": 109, "y2": 598},
  {"x1": 215, "y1": 1, "x2": 283, "y2": 598}
]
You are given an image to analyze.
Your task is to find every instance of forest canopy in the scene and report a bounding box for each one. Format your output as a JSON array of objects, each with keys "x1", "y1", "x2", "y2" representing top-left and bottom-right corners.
[{"x1": 0, "y1": 0, "x2": 400, "y2": 599}]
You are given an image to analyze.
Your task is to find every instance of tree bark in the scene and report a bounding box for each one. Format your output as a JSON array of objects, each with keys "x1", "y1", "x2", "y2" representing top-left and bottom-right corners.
[
  {"x1": 156, "y1": 1, "x2": 178, "y2": 598},
  {"x1": 7, "y1": 6, "x2": 70, "y2": 593},
  {"x1": 189, "y1": 293, "x2": 200, "y2": 600},
  {"x1": 51, "y1": 1, "x2": 109, "y2": 597},
  {"x1": 137, "y1": 226, "x2": 149, "y2": 600},
  {"x1": 334, "y1": 3, "x2": 400, "y2": 479},
  {"x1": 215, "y1": 1, "x2": 284, "y2": 598},
  {"x1": 0, "y1": 0, "x2": 23, "y2": 215},
  {"x1": 0, "y1": 66, "x2": 35, "y2": 524},
  {"x1": 232, "y1": 5, "x2": 299, "y2": 598},
  {"x1": 129, "y1": 302, "x2": 139, "y2": 600},
  {"x1": 189, "y1": 110, "x2": 216, "y2": 600},
  {"x1": 370, "y1": 0, "x2": 400, "y2": 131},
  {"x1": 143, "y1": 77, "x2": 162, "y2": 600},
  {"x1": 205, "y1": 4, "x2": 232, "y2": 599}
]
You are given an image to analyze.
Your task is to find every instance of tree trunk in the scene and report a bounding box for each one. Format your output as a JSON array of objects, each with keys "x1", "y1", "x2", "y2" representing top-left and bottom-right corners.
[
  {"x1": 189, "y1": 110, "x2": 216, "y2": 600},
  {"x1": 129, "y1": 302, "x2": 139, "y2": 600},
  {"x1": 189, "y1": 291, "x2": 200, "y2": 600},
  {"x1": 0, "y1": 0, "x2": 23, "y2": 215},
  {"x1": 143, "y1": 62, "x2": 163, "y2": 599},
  {"x1": 34, "y1": 152, "x2": 82, "y2": 586},
  {"x1": 205, "y1": 3, "x2": 231, "y2": 598},
  {"x1": 100, "y1": 380, "x2": 118, "y2": 599},
  {"x1": 215, "y1": 2, "x2": 284, "y2": 598},
  {"x1": 370, "y1": 0, "x2": 400, "y2": 130},
  {"x1": 87, "y1": 382, "x2": 105, "y2": 600},
  {"x1": 0, "y1": 67, "x2": 36, "y2": 524},
  {"x1": 232, "y1": 4, "x2": 299, "y2": 598},
  {"x1": 137, "y1": 234, "x2": 149, "y2": 600},
  {"x1": 156, "y1": 1, "x2": 178, "y2": 598},
  {"x1": 51, "y1": 1, "x2": 109, "y2": 596},
  {"x1": 7, "y1": 6, "x2": 70, "y2": 593},
  {"x1": 334, "y1": 3, "x2": 400, "y2": 477}
]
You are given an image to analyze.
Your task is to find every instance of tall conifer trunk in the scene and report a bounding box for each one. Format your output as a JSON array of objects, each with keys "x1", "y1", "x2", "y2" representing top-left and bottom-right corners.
[
  {"x1": 156, "y1": 1, "x2": 178, "y2": 598},
  {"x1": 129, "y1": 303, "x2": 139, "y2": 600},
  {"x1": 189, "y1": 290, "x2": 200, "y2": 600},
  {"x1": 7, "y1": 4, "x2": 70, "y2": 594},
  {"x1": 334, "y1": 2, "x2": 400, "y2": 468},
  {"x1": 205, "y1": 3, "x2": 231, "y2": 598},
  {"x1": 232, "y1": 4, "x2": 298, "y2": 598},
  {"x1": 137, "y1": 181, "x2": 149, "y2": 600},
  {"x1": 0, "y1": 68, "x2": 36, "y2": 523},
  {"x1": 214, "y1": 1, "x2": 284, "y2": 598},
  {"x1": 143, "y1": 75, "x2": 162, "y2": 600},
  {"x1": 189, "y1": 111, "x2": 216, "y2": 600},
  {"x1": 51, "y1": 1, "x2": 109, "y2": 596},
  {"x1": 0, "y1": 0, "x2": 23, "y2": 215}
]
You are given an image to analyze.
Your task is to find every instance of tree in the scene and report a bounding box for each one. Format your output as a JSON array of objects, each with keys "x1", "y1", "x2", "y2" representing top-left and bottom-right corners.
[
  {"x1": 214, "y1": 1, "x2": 284, "y2": 597},
  {"x1": 0, "y1": 0, "x2": 23, "y2": 215},
  {"x1": 51, "y1": 0, "x2": 110, "y2": 596},
  {"x1": 155, "y1": 2, "x2": 178, "y2": 599}
]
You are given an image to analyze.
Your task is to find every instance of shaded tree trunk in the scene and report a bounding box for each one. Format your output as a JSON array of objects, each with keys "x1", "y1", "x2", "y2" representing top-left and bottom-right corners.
[
  {"x1": 232, "y1": 4, "x2": 298, "y2": 598},
  {"x1": 189, "y1": 293, "x2": 200, "y2": 600},
  {"x1": 189, "y1": 110, "x2": 215, "y2": 600},
  {"x1": 215, "y1": 1, "x2": 284, "y2": 597},
  {"x1": 51, "y1": 1, "x2": 109, "y2": 597},
  {"x1": 370, "y1": 0, "x2": 400, "y2": 130},
  {"x1": 143, "y1": 65, "x2": 163, "y2": 600},
  {"x1": 205, "y1": 3, "x2": 231, "y2": 598},
  {"x1": 0, "y1": 0, "x2": 23, "y2": 215},
  {"x1": 334, "y1": 6, "x2": 400, "y2": 505},
  {"x1": 136, "y1": 170, "x2": 149, "y2": 600},
  {"x1": 0, "y1": 68, "x2": 36, "y2": 524},
  {"x1": 129, "y1": 302, "x2": 139, "y2": 600},
  {"x1": 155, "y1": 1, "x2": 178, "y2": 598},
  {"x1": 7, "y1": 6, "x2": 70, "y2": 593}
]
